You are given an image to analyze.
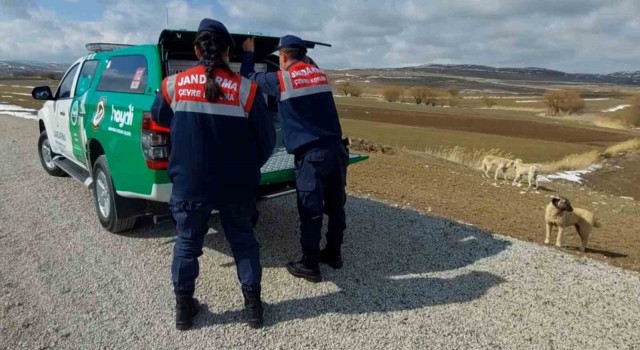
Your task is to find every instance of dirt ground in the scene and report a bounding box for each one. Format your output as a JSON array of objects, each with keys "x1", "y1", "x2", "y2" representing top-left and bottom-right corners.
[
  {"x1": 337, "y1": 101, "x2": 631, "y2": 146},
  {"x1": 584, "y1": 152, "x2": 640, "y2": 200},
  {"x1": 346, "y1": 151, "x2": 640, "y2": 272}
]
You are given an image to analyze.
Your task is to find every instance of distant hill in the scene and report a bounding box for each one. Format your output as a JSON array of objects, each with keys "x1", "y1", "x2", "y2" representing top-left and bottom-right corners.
[
  {"x1": 405, "y1": 64, "x2": 640, "y2": 85},
  {"x1": 0, "y1": 60, "x2": 68, "y2": 79}
]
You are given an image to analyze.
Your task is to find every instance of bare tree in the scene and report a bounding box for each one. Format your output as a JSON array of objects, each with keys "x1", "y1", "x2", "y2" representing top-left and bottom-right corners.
[
  {"x1": 448, "y1": 88, "x2": 460, "y2": 98},
  {"x1": 544, "y1": 90, "x2": 585, "y2": 115},
  {"x1": 424, "y1": 88, "x2": 438, "y2": 106},
  {"x1": 619, "y1": 94, "x2": 640, "y2": 127},
  {"x1": 335, "y1": 81, "x2": 363, "y2": 97},
  {"x1": 482, "y1": 96, "x2": 497, "y2": 108},
  {"x1": 383, "y1": 87, "x2": 402, "y2": 102},
  {"x1": 410, "y1": 87, "x2": 427, "y2": 104}
]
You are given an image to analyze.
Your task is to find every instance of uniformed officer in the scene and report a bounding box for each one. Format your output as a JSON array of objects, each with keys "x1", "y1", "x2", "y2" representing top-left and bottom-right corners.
[
  {"x1": 241, "y1": 35, "x2": 348, "y2": 283},
  {"x1": 152, "y1": 19, "x2": 275, "y2": 330}
]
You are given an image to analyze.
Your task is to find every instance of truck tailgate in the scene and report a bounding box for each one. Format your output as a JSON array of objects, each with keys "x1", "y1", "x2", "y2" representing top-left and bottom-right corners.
[{"x1": 260, "y1": 148, "x2": 368, "y2": 185}]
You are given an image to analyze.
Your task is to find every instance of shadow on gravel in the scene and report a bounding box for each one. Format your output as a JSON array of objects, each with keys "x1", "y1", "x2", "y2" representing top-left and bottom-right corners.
[
  {"x1": 196, "y1": 196, "x2": 509, "y2": 328},
  {"x1": 566, "y1": 246, "x2": 628, "y2": 258}
]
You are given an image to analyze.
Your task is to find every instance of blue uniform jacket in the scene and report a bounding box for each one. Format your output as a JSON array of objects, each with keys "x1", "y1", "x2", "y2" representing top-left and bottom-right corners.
[
  {"x1": 240, "y1": 53, "x2": 342, "y2": 155},
  {"x1": 151, "y1": 64, "x2": 275, "y2": 206}
]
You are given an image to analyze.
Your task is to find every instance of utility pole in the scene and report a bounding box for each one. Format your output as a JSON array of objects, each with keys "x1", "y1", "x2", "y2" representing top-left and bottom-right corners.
[{"x1": 166, "y1": 7, "x2": 170, "y2": 28}]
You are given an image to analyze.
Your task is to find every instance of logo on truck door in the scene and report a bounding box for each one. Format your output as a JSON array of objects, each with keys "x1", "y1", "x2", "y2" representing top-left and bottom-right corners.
[
  {"x1": 92, "y1": 97, "x2": 106, "y2": 131},
  {"x1": 106, "y1": 104, "x2": 134, "y2": 137},
  {"x1": 70, "y1": 100, "x2": 79, "y2": 126}
]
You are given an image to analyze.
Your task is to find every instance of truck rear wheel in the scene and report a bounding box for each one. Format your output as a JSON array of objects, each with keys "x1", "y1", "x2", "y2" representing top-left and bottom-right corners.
[
  {"x1": 92, "y1": 155, "x2": 136, "y2": 233},
  {"x1": 38, "y1": 131, "x2": 65, "y2": 177}
]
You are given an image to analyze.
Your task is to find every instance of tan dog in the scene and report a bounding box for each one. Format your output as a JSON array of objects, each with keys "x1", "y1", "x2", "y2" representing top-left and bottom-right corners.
[
  {"x1": 481, "y1": 156, "x2": 515, "y2": 180},
  {"x1": 544, "y1": 197, "x2": 601, "y2": 252},
  {"x1": 512, "y1": 159, "x2": 540, "y2": 189}
]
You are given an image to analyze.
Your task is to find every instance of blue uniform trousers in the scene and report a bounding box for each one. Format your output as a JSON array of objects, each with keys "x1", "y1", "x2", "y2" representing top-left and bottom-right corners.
[
  {"x1": 294, "y1": 143, "x2": 349, "y2": 257},
  {"x1": 170, "y1": 197, "x2": 261, "y2": 293}
]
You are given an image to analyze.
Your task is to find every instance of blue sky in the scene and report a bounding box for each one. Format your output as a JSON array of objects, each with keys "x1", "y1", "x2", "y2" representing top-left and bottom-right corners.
[{"x1": 1, "y1": 0, "x2": 640, "y2": 73}]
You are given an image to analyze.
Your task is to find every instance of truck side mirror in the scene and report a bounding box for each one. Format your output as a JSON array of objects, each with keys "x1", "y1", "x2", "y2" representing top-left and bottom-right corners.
[{"x1": 32, "y1": 86, "x2": 54, "y2": 101}]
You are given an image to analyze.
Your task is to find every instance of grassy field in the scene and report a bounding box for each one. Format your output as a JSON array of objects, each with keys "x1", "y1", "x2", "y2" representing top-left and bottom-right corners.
[
  {"x1": 341, "y1": 118, "x2": 603, "y2": 162},
  {"x1": 0, "y1": 79, "x2": 56, "y2": 109},
  {"x1": 1, "y1": 78, "x2": 636, "y2": 167}
]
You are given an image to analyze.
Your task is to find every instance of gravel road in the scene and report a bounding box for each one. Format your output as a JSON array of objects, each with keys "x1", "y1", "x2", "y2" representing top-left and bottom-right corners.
[{"x1": 1, "y1": 114, "x2": 640, "y2": 349}]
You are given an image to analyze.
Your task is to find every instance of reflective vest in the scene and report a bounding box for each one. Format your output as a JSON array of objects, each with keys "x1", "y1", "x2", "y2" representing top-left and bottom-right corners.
[
  {"x1": 277, "y1": 61, "x2": 342, "y2": 155},
  {"x1": 160, "y1": 65, "x2": 262, "y2": 205}
]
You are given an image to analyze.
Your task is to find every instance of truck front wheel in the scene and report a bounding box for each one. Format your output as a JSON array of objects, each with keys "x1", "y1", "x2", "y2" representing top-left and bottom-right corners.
[
  {"x1": 92, "y1": 155, "x2": 136, "y2": 233},
  {"x1": 38, "y1": 131, "x2": 65, "y2": 177}
]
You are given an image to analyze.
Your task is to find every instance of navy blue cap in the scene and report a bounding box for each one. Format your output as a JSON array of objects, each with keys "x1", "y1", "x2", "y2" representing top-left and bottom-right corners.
[
  {"x1": 276, "y1": 35, "x2": 307, "y2": 52},
  {"x1": 197, "y1": 18, "x2": 235, "y2": 48}
]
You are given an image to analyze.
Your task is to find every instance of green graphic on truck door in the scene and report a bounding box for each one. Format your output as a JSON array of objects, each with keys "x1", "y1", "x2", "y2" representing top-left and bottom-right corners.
[{"x1": 70, "y1": 60, "x2": 99, "y2": 163}]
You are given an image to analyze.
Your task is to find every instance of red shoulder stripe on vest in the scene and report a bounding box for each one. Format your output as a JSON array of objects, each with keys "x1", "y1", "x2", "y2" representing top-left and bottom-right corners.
[
  {"x1": 244, "y1": 82, "x2": 258, "y2": 113},
  {"x1": 162, "y1": 77, "x2": 171, "y2": 104}
]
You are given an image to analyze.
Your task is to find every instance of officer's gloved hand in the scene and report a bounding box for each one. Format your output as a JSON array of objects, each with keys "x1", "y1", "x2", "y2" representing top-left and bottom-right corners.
[{"x1": 243, "y1": 37, "x2": 255, "y2": 53}]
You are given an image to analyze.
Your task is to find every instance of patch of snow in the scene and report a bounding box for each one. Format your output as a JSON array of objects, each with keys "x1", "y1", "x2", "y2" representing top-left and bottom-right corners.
[
  {"x1": 0, "y1": 103, "x2": 37, "y2": 120},
  {"x1": 584, "y1": 98, "x2": 610, "y2": 101},
  {"x1": 515, "y1": 100, "x2": 541, "y2": 103},
  {"x1": 8, "y1": 92, "x2": 31, "y2": 96},
  {"x1": 538, "y1": 164, "x2": 602, "y2": 184},
  {"x1": 602, "y1": 104, "x2": 631, "y2": 113},
  {"x1": 1, "y1": 95, "x2": 13, "y2": 98},
  {"x1": 10, "y1": 85, "x2": 34, "y2": 89}
]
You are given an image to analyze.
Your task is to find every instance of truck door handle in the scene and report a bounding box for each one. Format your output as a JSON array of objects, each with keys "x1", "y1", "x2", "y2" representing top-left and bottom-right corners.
[{"x1": 60, "y1": 111, "x2": 66, "y2": 116}]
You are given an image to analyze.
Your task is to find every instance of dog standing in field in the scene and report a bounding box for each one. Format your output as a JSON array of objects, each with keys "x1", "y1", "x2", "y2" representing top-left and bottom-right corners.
[
  {"x1": 481, "y1": 156, "x2": 515, "y2": 180},
  {"x1": 512, "y1": 159, "x2": 541, "y2": 189},
  {"x1": 545, "y1": 196, "x2": 601, "y2": 252}
]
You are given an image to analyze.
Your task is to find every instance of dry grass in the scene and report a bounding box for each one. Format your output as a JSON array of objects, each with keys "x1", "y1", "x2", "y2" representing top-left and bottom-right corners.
[
  {"x1": 602, "y1": 138, "x2": 640, "y2": 157},
  {"x1": 540, "y1": 150, "x2": 601, "y2": 173},
  {"x1": 594, "y1": 117, "x2": 628, "y2": 130},
  {"x1": 424, "y1": 146, "x2": 513, "y2": 169},
  {"x1": 420, "y1": 138, "x2": 640, "y2": 175}
]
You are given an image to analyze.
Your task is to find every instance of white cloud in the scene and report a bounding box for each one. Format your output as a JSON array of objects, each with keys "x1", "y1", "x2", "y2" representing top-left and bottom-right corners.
[
  {"x1": 1, "y1": 0, "x2": 640, "y2": 73},
  {"x1": 0, "y1": 0, "x2": 214, "y2": 63}
]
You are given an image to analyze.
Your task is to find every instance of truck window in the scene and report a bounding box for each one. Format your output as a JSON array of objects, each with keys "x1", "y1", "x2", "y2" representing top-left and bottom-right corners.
[
  {"x1": 75, "y1": 60, "x2": 99, "y2": 96},
  {"x1": 55, "y1": 63, "x2": 80, "y2": 100},
  {"x1": 96, "y1": 55, "x2": 148, "y2": 94}
]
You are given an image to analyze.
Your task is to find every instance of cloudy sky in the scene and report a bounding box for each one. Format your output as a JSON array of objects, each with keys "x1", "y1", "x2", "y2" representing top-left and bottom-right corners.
[{"x1": 1, "y1": 0, "x2": 640, "y2": 73}]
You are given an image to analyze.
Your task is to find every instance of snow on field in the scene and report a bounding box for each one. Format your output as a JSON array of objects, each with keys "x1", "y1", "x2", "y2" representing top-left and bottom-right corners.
[
  {"x1": 515, "y1": 100, "x2": 541, "y2": 103},
  {"x1": 584, "y1": 98, "x2": 610, "y2": 101},
  {"x1": 0, "y1": 102, "x2": 37, "y2": 120},
  {"x1": 538, "y1": 164, "x2": 602, "y2": 184},
  {"x1": 6, "y1": 92, "x2": 32, "y2": 96},
  {"x1": 11, "y1": 85, "x2": 34, "y2": 89},
  {"x1": 602, "y1": 104, "x2": 631, "y2": 113}
]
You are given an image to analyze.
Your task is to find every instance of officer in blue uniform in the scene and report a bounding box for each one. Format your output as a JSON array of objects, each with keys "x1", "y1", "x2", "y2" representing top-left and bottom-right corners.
[
  {"x1": 152, "y1": 19, "x2": 275, "y2": 330},
  {"x1": 241, "y1": 35, "x2": 348, "y2": 283}
]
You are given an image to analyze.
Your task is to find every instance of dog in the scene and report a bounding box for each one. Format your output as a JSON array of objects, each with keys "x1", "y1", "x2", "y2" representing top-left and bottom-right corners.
[
  {"x1": 481, "y1": 156, "x2": 515, "y2": 180},
  {"x1": 512, "y1": 159, "x2": 541, "y2": 189},
  {"x1": 544, "y1": 196, "x2": 601, "y2": 252}
]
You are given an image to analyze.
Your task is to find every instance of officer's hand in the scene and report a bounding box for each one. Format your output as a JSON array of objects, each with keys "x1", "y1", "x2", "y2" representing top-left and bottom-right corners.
[{"x1": 243, "y1": 37, "x2": 255, "y2": 53}]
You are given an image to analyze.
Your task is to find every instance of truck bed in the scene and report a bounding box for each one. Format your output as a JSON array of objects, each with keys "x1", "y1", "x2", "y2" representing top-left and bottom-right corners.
[{"x1": 260, "y1": 148, "x2": 368, "y2": 185}]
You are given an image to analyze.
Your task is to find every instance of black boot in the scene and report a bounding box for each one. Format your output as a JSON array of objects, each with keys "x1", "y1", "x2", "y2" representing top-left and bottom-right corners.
[
  {"x1": 175, "y1": 292, "x2": 199, "y2": 331},
  {"x1": 286, "y1": 255, "x2": 322, "y2": 283},
  {"x1": 319, "y1": 246, "x2": 343, "y2": 269},
  {"x1": 242, "y1": 289, "x2": 264, "y2": 329}
]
